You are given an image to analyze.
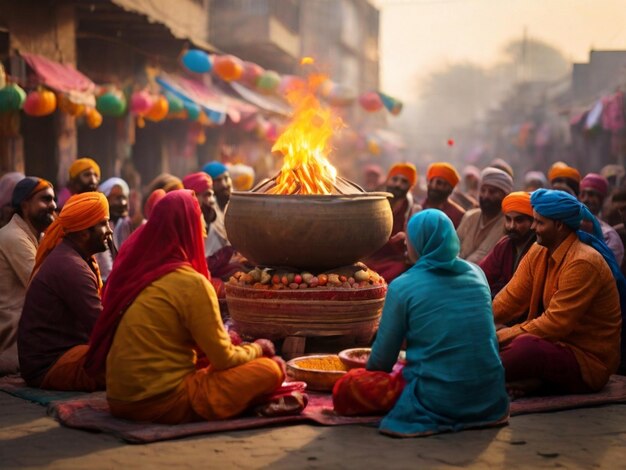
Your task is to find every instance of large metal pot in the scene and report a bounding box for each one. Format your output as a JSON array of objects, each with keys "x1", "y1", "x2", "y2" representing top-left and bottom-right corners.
[{"x1": 224, "y1": 191, "x2": 393, "y2": 270}]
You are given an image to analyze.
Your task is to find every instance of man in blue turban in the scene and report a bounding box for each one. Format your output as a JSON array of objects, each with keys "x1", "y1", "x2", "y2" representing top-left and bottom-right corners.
[
  {"x1": 494, "y1": 189, "x2": 624, "y2": 398},
  {"x1": 202, "y1": 161, "x2": 231, "y2": 214},
  {"x1": 201, "y1": 161, "x2": 232, "y2": 256}
]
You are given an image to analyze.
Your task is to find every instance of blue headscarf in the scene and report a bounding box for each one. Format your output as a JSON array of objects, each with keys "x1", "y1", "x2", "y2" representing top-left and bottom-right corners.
[
  {"x1": 407, "y1": 209, "x2": 472, "y2": 274},
  {"x1": 531, "y1": 189, "x2": 626, "y2": 342},
  {"x1": 202, "y1": 161, "x2": 228, "y2": 179}
]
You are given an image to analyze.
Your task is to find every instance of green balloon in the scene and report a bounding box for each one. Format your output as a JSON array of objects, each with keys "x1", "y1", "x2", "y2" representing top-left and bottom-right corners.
[
  {"x1": 256, "y1": 71, "x2": 280, "y2": 93},
  {"x1": 96, "y1": 92, "x2": 127, "y2": 117},
  {"x1": 0, "y1": 84, "x2": 26, "y2": 112}
]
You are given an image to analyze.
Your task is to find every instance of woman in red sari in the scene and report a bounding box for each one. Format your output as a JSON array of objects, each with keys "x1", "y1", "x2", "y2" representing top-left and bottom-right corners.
[{"x1": 85, "y1": 190, "x2": 284, "y2": 424}]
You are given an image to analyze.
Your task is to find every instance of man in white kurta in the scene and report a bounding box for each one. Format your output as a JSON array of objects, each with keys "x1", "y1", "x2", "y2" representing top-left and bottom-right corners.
[{"x1": 0, "y1": 177, "x2": 55, "y2": 374}]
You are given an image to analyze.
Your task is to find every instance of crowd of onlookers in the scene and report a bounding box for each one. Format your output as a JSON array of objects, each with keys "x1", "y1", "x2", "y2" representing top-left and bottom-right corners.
[{"x1": 0, "y1": 155, "x2": 625, "y2": 437}]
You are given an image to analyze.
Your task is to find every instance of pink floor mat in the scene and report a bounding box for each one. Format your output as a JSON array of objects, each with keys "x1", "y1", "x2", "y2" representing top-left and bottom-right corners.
[{"x1": 48, "y1": 393, "x2": 379, "y2": 443}]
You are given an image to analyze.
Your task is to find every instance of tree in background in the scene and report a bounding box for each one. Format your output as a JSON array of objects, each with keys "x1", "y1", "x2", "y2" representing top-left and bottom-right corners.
[{"x1": 394, "y1": 38, "x2": 569, "y2": 168}]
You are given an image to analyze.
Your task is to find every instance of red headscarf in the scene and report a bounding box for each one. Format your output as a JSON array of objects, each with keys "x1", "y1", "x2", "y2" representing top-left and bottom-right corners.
[{"x1": 84, "y1": 190, "x2": 210, "y2": 377}]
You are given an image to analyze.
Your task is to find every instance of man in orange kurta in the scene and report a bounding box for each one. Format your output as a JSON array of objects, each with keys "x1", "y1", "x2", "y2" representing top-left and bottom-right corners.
[{"x1": 493, "y1": 189, "x2": 622, "y2": 397}]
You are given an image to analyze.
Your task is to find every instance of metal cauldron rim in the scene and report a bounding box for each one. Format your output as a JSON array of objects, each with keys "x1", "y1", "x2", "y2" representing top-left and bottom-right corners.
[{"x1": 230, "y1": 191, "x2": 393, "y2": 201}]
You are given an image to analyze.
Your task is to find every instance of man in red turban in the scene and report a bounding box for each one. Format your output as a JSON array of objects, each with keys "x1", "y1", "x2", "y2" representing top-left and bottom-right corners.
[
  {"x1": 479, "y1": 191, "x2": 536, "y2": 299},
  {"x1": 18, "y1": 192, "x2": 111, "y2": 391},
  {"x1": 363, "y1": 162, "x2": 421, "y2": 283},
  {"x1": 580, "y1": 172, "x2": 624, "y2": 265},
  {"x1": 422, "y1": 162, "x2": 465, "y2": 228},
  {"x1": 183, "y1": 172, "x2": 216, "y2": 228}
]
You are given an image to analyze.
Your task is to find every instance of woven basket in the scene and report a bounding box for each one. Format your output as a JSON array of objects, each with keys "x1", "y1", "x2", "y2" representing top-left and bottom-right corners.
[{"x1": 225, "y1": 283, "x2": 386, "y2": 343}]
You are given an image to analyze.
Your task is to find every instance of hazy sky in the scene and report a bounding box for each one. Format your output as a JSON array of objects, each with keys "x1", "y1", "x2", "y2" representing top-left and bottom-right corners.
[{"x1": 375, "y1": 0, "x2": 626, "y2": 103}]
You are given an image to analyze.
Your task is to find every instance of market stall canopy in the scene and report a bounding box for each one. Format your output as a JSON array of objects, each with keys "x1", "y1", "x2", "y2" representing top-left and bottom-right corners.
[
  {"x1": 229, "y1": 81, "x2": 291, "y2": 117},
  {"x1": 156, "y1": 72, "x2": 256, "y2": 124},
  {"x1": 110, "y1": 0, "x2": 218, "y2": 53},
  {"x1": 20, "y1": 53, "x2": 96, "y2": 106}
]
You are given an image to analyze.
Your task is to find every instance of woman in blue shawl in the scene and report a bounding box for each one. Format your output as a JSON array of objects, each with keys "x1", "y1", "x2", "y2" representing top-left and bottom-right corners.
[{"x1": 333, "y1": 209, "x2": 509, "y2": 437}]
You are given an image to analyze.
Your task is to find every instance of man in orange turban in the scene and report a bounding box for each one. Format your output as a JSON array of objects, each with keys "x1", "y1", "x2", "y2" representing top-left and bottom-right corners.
[
  {"x1": 479, "y1": 191, "x2": 536, "y2": 298},
  {"x1": 363, "y1": 162, "x2": 421, "y2": 283},
  {"x1": 422, "y1": 162, "x2": 465, "y2": 228},
  {"x1": 18, "y1": 192, "x2": 111, "y2": 391},
  {"x1": 57, "y1": 157, "x2": 101, "y2": 210},
  {"x1": 548, "y1": 162, "x2": 581, "y2": 196}
]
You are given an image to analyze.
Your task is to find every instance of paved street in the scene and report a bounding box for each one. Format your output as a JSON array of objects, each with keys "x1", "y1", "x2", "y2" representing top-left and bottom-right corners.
[{"x1": 2, "y1": 392, "x2": 626, "y2": 469}]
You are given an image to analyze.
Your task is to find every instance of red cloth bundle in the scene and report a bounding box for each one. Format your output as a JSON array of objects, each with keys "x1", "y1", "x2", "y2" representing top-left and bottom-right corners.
[{"x1": 332, "y1": 368, "x2": 406, "y2": 416}]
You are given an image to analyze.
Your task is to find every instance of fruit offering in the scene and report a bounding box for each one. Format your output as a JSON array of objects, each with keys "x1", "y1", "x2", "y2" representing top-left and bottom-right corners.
[{"x1": 228, "y1": 263, "x2": 384, "y2": 290}]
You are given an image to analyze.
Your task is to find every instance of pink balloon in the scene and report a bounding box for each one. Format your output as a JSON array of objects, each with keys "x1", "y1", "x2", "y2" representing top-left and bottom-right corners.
[
  {"x1": 130, "y1": 91, "x2": 154, "y2": 116},
  {"x1": 241, "y1": 62, "x2": 265, "y2": 87},
  {"x1": 359, "y1": 91, "x2": 383, "y2": 112}
]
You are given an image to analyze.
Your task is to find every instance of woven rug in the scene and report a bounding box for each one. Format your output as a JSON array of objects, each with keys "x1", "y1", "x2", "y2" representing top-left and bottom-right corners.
[
  {"x1": 47, "y1": 393, "x2": 379, "y2": 443},
  {"x1": 4, "y1": 375, "x2": 626, "y2": 444},
  {"x1": 0, "y1": 375, "x2": 85, "y2": 405}
]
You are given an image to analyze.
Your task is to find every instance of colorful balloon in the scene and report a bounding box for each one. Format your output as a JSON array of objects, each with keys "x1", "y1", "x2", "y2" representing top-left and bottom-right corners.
[
  {"x1": 359, "y1": 91, "x2": 383, "y2": 112},
  {"x1": 256, "y1": 70, "x2": 281, "y2": 94},
  {"x1": 96, "y1": 91, "x2": 126, "y2": 117},
  {"x1": 241, "y1": 62, "x2": 264, "y2": 87},
  {"x1": 130, "y1": 91, "x2": 154, "y2": 116},
  {"x1": 23, "y1": 89, "x2": 57, "y2": 116},
  {"x1": 85, "y1": 108, "x2": 103, "y2": 129},
  {"x1": 146, "y1": 95, "x2": 169, "y2": 122},
  {"x1": 182, "y1": 49, "x2": 212, "y2": 74},
  {"x1": 213, "y1": 55, "x2": 244, "y2": 82},
  {"x1": 0, "y1": 83, "x2": 26, "y2": 112}
]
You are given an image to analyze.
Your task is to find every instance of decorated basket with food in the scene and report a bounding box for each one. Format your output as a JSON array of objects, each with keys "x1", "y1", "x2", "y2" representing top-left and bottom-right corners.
[
  {"x1": 225, "y1": 263, "x2": 386, "y2": 343},
  {"x1": 286, "y1": 354, "x2": 348, "y2": 391}
]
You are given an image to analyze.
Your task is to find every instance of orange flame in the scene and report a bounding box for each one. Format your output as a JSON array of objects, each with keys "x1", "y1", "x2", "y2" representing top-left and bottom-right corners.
[{"x1": 268, "y1": 73, "x2": 343, "y2": 195}]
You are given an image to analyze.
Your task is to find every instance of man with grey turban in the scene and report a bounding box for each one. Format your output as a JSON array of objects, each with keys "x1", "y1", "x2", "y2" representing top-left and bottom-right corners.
[
  {"x1": 457, "y1": 167, "x2": 514, "y2": 263},
  {"x1": 96, "y1": 177, "x2": 131, "y2": 282}
]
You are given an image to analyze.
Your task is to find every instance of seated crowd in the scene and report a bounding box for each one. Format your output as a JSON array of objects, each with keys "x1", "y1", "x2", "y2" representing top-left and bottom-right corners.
[{"x1": 0, "y1": 156, "x2": 624, "y2": 438}]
